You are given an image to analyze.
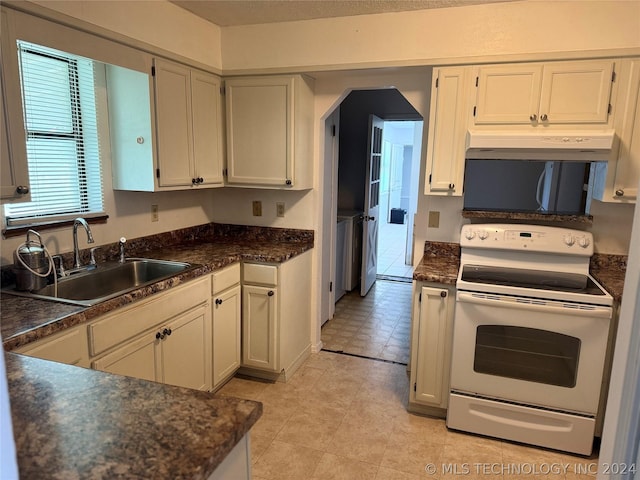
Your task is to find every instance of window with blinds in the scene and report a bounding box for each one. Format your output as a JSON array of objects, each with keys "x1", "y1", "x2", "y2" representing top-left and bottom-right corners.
[{"x1": 4, "y1": 41, "x2": 104, "y2": 225}]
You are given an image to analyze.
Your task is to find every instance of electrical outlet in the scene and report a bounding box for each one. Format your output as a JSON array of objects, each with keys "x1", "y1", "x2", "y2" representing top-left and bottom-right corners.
[
  {"x1": 252, "y1": 201, "x2": 262, "y2": 216},
  {"x1": 276, "y1": 202, "x2": 285, "y2": 217},
  {"x1": 151, "y1": 204, "x2": 159, "y2": 222},
  {"x1": 428, "y1": 211, "x2": 440, "y2": 228}
]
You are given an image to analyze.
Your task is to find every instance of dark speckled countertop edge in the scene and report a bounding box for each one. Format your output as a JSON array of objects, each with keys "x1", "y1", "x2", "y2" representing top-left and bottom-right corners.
[
  {"x1": 2, "y1": 235, "x2": 313, "y2": 350},
  {"x1": 6, "y1": 352, "x2": 263, "y2": 480}
]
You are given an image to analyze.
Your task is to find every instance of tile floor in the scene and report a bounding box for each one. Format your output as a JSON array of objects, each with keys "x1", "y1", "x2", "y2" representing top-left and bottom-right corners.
[
  {"x1": 321, "y1": 279, "x2": 412, "y2": 365},
  {"x1": 218, "y1": 351, "x2": 599, "y2": 479},
  {"x1": 377, "y1": 220, "x2": 413, "y2": 279}
]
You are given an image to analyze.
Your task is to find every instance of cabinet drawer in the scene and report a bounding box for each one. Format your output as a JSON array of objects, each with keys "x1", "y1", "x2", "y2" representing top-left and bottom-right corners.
[
  {"x1": 212, "y1": 263, "x2": 240, "y2": 294},
  {"x1": 88, "y1": 276, "x2": 210, "y2": 356},
  {"x1": 243, "y1": 263, "x2": 278, "y2": 286}
]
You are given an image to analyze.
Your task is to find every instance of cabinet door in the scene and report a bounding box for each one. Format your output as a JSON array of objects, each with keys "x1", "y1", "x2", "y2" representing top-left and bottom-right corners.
[
  {"x1": 539, "y1": 60, "x2": 614, "y2": 125},
  {"x1": 161, "y1": 304, "x2": 212, "y2": 391},
  {"x1": 475, "y1": 64, "x2": 542, "y2": 124},
  {"x1": 17, "y1": 325, "x2": 89, "y2": 368},
  {"x1": 191, "y1": 70, "x2": 224, "y2": 186},
  {"x1": 1, "y1": 9, "x2": 30, "y2": 201},
  {"x1": 425, "y1": 67, "x2": 471, "y2": 195},
  {"x1": 410, "y1": 286, "x2": 453, "y2": 408},
  {"x1": 612, "y1": 63, "x2": 640, "y2": 200},
  {"x1": 242, "y1": 284, "x2": 278, "y2": 371},
  {"x1": 213, "y1": 284, "x2": 241, "y2": 388},
  {"x1": 154, "y1": 58, "x2": 194, "y2": 187},
  {"x1": 92, "y1": 333, "x2": 159, "y2": 383},
  {"x1": 226, "y1": 76, "x2": 293, "y2": 186}
]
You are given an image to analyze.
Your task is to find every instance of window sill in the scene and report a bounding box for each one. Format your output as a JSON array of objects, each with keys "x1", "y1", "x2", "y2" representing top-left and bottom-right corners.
[{"x1": 3, "y1": 214, "x2": 109, "y2": 238}]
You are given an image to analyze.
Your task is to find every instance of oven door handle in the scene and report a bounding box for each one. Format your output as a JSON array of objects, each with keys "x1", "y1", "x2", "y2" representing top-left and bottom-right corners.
[{"x1": 456, "y1": 291, "x2": 612, "y2": 319}]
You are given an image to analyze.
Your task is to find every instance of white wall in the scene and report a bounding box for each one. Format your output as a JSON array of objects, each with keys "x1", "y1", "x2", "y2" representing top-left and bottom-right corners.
[
  {"x1": 221, "y1": 1, "x2": 640, "y2": 73},
  {"x1": 30, "y1": 0, "x2": 222, "y2": 69}
]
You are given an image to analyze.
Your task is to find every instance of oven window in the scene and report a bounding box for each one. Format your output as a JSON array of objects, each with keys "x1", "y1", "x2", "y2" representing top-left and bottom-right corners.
[{"x1": 473, "y1": 326, "x2": 580, "y2": 388}]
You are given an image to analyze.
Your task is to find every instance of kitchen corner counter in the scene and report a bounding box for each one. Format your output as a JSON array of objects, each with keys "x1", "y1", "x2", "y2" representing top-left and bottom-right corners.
[
  {"x1": 413, "y1": 241, "x2": 460, "y2": 285},
  {"x1": 6, "y1": 352, "x2": 262, "y2": 479},
  {"x1": 590, "y1": 253, "x2": 627, "y2": 303}
]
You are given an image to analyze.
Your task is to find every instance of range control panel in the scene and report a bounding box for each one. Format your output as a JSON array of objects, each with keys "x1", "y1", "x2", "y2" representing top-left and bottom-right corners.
[{"x1": 460, "y1": 224, "x2": 593, "y2": 256}]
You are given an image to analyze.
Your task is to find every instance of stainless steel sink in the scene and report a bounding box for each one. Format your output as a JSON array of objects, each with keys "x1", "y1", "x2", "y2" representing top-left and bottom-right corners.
[{"x1": 4, "y1": 258, "x2": 195, "y2": 306}]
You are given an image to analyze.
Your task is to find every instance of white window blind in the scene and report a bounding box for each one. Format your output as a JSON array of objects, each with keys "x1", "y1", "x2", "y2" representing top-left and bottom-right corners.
[{"x1": 4, "y1": 41, "x2": 104, "y2": 225}]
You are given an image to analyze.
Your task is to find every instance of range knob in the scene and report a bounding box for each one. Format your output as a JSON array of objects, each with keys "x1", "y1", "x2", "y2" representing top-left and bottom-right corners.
[
  {"x1": 478, "y1": 230, "x2": 489, "y2": 240},
  {"x1": 563, "y1": 234, "x2": 575, "y2": 246},
  {"x1": 578, "y1": 236, "x2": 590, "y2": 248},
  {"x1": 464, "y1": 230, "x2": 476, "y2": 240}
]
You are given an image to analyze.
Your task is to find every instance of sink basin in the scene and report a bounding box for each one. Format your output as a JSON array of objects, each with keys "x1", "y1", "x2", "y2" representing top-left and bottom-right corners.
[{"x1": 4, "y1": 258, "x2": 195, "y2": 306}]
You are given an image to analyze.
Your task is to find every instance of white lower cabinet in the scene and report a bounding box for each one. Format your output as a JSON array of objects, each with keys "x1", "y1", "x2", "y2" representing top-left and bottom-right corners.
[
  {"x1": 15, "y1": 324, "x2": 90, "y2": 368},
  {"x1": 212, "y1": 263, "x2": 242, "y2": 390},
  {"x1": 240, "y1": 250, "x2": 312, "y2": 381},
  {"x1": 408, "y1": 283, "x2": 455, "y2": 417},
  {"x1": 90, "y1": 276, "x2": 213, "y2": 391}
]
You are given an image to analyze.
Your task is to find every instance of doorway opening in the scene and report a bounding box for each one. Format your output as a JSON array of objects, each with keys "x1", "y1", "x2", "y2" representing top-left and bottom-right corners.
[
  {"x1": 377, "y1": 120, "x2": 423, "y2": 282},
  {"x1": 323, "y1": 88, "x2": 424, "y2": 364}
]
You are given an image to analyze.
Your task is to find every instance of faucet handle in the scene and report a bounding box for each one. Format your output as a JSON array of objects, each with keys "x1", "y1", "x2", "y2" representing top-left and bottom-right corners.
[
  {"x1": 52, "y1": 255, "x2": 66, "y2": 278},
  {"x1": 119, "y1": 237, "x2": 127, "y2": 263}
]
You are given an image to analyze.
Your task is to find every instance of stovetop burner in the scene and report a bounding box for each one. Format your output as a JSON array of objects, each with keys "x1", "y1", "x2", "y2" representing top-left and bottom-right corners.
[{"x1": 461, "y1": 265, "x2": 607, "y2": 296}]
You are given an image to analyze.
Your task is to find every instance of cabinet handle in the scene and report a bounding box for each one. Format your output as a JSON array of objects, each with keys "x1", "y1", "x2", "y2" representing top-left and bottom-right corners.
[
  {"x1": 540, "y1": 113, "x2": 548, "y2": 121},
  {"x1": 156, "y1": 331, "x2": 165, "y2": 340},
  {"x1": 615, "y1": 189, "x2": 625, "y2": 197},
  {"x1": 268, "y1": 290, "x2": 274, "y2": 297},
  {"x1": 163, "y1": 328, "x2": 172, "y2": 337},
  {"x1": 529, "y1": 114, "x2": 537, "y2": 122},
  {"x1": 215, "y1": 298, "x2": 223, "y2": 305},
  {"x1": 440, "y1": 290, "x2": 447, "y2": 298},
  {"x1": 16, "y1": 185, "x2": 29, "y2": 195}
]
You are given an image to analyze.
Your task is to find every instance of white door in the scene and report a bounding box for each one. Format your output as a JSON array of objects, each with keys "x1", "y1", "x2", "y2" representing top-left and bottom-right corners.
[{"x1": 361, "y1": 115, "x2": 383, "y2": 296}]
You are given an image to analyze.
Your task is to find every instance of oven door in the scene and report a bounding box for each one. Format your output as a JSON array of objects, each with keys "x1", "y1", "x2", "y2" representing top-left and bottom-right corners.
[{"x1": 450, "y1": 290, "x2": 612, "y2": 414}]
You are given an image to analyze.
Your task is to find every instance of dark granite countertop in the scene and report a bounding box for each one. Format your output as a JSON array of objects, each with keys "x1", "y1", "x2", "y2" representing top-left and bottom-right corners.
[
  {"x1": 412, "y1": 241, "x2": 626, "y2": 302},
  {"x1": 6, "y1": 352, "x2": 262, "y2": 479},
  {"x1": 412, "y1": 241, "x2": 460, "y2": 285},
  {"x1": 2, "y1": 225, "x2": 314, "y2": 350}
]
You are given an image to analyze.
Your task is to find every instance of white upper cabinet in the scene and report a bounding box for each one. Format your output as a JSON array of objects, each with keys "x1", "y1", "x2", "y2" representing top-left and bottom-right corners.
[
  {"x1": 154, "y1": 58, "x2": 224, "y2": 189},
  {"x1": 474, "y1": 60, "x2": 615, "y2": 127},
  {"x1": 225, "y1": 75, "x2": 314, "y2": 189},
  {"x1": 0, "y1": 9, "x2": 30, "y2": 202},
  {"x1": 594, "y1": 57, "x2": 640, "y2": 203},
  {"x1": 109, "y1": 58, "x2": 224, "y2": 191},
  {"x1": 424, "y1": 66, "x2": 473, "y2": 196}
]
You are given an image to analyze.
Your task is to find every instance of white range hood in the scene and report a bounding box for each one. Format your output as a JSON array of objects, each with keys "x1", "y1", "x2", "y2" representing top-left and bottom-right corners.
[{"x1": 465, "y1": 130, "x2": 616, "y2": 161}]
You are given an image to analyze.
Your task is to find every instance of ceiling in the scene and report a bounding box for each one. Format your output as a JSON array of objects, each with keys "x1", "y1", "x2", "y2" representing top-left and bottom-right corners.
[{"x1": 170, "y1": 0, "x2": 514, "y2": 27}]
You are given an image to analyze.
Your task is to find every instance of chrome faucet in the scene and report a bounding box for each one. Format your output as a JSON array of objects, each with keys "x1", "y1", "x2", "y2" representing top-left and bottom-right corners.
[{"x1": 73, "y1": 218, "x2": 95, "y2": 268}]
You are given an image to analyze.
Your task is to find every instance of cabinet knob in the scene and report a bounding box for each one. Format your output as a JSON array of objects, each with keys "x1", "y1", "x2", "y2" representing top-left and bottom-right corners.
[
  {"x1": 163, "y1": 328, "x2": 172, "y2": 337},
  {"x1": 215, "y1": 298, "x2": 223, "y2": 305},
  {"x1": 156, "y1": 331, "x2": 165, "y2": 340},
  {"x1": 136, "y1": 136, "x2": 145, "y2": 144},
  {"x1": 540, "y1": 113, "x2": 548, "y2": 121},
  {"x1": 199, "y1": 177, "x2": 204, "y2": 183},
  {"x1": 285, "y1": 179, "x2": 292, "y2": 186},
  {"x1": 440, "y1": 290, "x2": 447, "y2": 298},
  {"x1": 448, "y1": 183, "x2": 455, "y2": 190},
  {"x1": 192, "y1": 178, "x2": 197, "y2": 185},
  {"x1": 529, "y1": 114, "x2": 537, "y2": 122},
  {"x1": 268, "y1": 290, "x2": 274, "y2": 297},
  {"x1": 16, "y1": 185, "x2": 29, "y2": 195},
  {"x1": 615, "y1": 189, "x2": 625, "y2": 197}
]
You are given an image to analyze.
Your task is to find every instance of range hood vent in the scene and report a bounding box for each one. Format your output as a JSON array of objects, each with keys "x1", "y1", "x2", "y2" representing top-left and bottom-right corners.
[{"x1": 465, "y1": 130, "x2": 616, "y2": 161}]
